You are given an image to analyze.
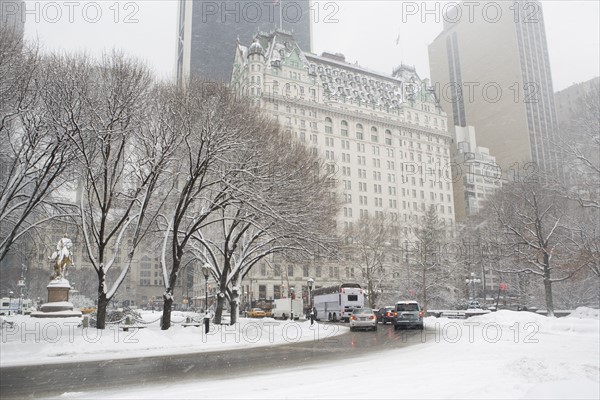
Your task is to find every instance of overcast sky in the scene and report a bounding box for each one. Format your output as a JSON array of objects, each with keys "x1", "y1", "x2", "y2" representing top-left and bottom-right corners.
[{"x1": 23, "y1": 0, "x2": 599, "y2": 91}]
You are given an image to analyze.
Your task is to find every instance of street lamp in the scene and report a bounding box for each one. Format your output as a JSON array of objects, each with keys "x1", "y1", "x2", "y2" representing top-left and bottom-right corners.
[
  {"x1": 201, "y1": 264, "x2": 210, "y2": 311},
  {"x1": 289, "y1": 286, "x2": 296, "y2": 321},
  {"x1": 8, "y1": 290, "x2": 14, "y2": 315},
  {"x1": 201, "y1": 264, "x2": 210, "y2": 333},
  {"x1": 307, "y1": 277, "x2": 314, "y2": 325},
  {"x1": 465, "y1": 272, "x2": 481, "y2": 303}
]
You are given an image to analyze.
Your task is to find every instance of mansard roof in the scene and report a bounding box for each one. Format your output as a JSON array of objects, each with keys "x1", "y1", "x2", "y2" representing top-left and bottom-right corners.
[{"x1": 237, "y1": 30, "x2": 441, "y2": 108}]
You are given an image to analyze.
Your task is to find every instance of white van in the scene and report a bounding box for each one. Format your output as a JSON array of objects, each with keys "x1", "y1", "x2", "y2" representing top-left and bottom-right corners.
[{"x1": 271, "y1": 298, "x2": 303, "y2": 320}]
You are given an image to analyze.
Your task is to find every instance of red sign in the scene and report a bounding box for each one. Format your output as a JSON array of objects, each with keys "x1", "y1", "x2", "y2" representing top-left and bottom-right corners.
[{"x1": 499, "y1": 283, "x2": 508, "y2": 291}]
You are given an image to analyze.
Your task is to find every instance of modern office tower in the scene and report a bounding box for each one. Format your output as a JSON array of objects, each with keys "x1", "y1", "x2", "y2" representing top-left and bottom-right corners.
[
  {"x1": 231, "y1": 30, "x2": 455, "y2": 303},
  {"x1": 429, "y1": 0, "x2": 560, "y2": 178},
  {"x1": 176, "y1": 0, "x2": 312, "y2": 84}
]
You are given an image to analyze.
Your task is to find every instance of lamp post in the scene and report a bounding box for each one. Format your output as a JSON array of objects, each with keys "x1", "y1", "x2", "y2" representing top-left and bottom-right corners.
[
  {"x1": 8, "y1": 290, "x2": 14, "y2": 315},
  {"x1": 307, "y1": 277, "x2": 314, "y2": 325},
  {"x1": 289, "y1": 286, "x2": 294, "y2": 320},
  {"x1": 465, "y1": 272, "x2": 481, "y2": 303},
  {"x1": 201, "y1": 264, "x2": 210, "y2": 333}
]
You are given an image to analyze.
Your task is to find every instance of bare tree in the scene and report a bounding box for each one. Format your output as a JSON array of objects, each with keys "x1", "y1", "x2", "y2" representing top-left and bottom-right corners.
[
  {"x1": 485, "y1": 178, "x2": 589, "y2": 316},
  {"x1": 191, "y1": 127, "x2": 339, "y2": 324},
  {"x1": 409, "y1": 206, "x2": 453, "y2": 311},
  {"x1": 0, "y1": 30, "x2": 78, "y2": 262},
  {"x1": 344, "y1": 215, "x2": 398, "y2": 308},
  {"x1": 58, "y1": 53, "x2": 178, "y2": 329},
  {"x1": 156, "y1": 81, "x2": 278, "y2": 329}
]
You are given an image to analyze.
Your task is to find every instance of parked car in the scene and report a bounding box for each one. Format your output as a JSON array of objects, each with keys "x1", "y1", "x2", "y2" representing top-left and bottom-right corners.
[
  {"x1": 393, "y1": 301, "x2": 423, "y2": 330},
  {"x1": 247, "y1": 308, "x2": 266, "y2": 318},
  {"x1": 467, "y1": 301, "x2": 482, "y2": 310},
  {"x1": 376, "y1": 306, "x2": 395, "y2": 324},
  {"x1": 349, "y1": 307, "x2": 378, "y2": 331}
]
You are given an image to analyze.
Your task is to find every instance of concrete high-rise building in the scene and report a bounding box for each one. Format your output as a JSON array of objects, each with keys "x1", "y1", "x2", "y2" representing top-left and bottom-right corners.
[
  {"x1": 554, "y1": 77, "x2": 600, "y2": 128},
  {"x1": 0, "y1": 0, "x2": 25, "y2": 37},
  {"x1": 554, "y1": 77, "x2": 599, "y2": 193},
  {"x1": 177, "y1": 0, "x2": 312, "y2": 84},
  {"x1": 428, "y1": 0, "x2": 560, "y2": 179},
  {"x1": 450, "y1": 126, "x2": 505, "y2": 221}
]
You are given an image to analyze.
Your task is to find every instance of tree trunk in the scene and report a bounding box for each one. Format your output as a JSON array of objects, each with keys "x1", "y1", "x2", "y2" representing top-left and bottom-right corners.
[
  {"x1": 367, "y1": 271, "x2": 377, "y2": 308},
  {"x1": 96, "y1": 292, "x2": 109, "y2": 330},
  {"x1": 95, "y1": 266, "x2": 109, "y2": 329},
  {"x1": 421, "y1": 266, "x2": 427, "y2": 311},
  {"x1": 543, "y1": 255, "x2": 555, "y2": 317},
  {"x1": 481, "y1": 265, "x2": 487, "y2": 306},
  {"x1": 214, "y1": 290, "x2": 226, "y2": 324},
  {"x1": 230, "y1": 279, "x2": 239, "y2": 325},
  {"x1": 161, "y1": 256, "x2": 182, "y2": 330},
  {"x1": 161, "y1": 294, "x2": 173, "y2": 330}
]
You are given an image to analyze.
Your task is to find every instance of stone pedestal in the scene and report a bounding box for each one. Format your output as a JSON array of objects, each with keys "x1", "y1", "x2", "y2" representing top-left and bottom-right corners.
[
  {"x1": 31, "y1": 278, "x2": 82, "y2": 318},
  {"x1": 48, "y1": 285, "x2": 69, "y2": 303}
]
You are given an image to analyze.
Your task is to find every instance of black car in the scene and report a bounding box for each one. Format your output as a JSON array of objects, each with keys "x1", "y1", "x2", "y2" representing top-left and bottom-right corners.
[{"x1": 377, "y1": 306, "x2": 395, "y2": 324}]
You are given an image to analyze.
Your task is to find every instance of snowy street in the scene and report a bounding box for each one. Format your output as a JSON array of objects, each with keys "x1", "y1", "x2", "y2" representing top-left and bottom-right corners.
[{"x1": 1, "y1": 308, "x2": 598, "y2": 399}]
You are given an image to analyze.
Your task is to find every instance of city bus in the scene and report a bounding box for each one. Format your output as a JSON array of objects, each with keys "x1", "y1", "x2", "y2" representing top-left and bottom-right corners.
[{"x1": 312, "y1": 283, "x2": 365, "y2": 322}]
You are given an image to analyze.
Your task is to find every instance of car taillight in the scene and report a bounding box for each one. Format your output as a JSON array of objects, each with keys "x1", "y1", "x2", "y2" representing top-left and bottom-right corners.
[
  {"x1": 369, "y1": 315, "x2": 375, "y2": 319},
  {"x1": 350, "y1": 315, "x2": 356, "y2": 320},
  {"x1": 419, "y1": 311, "x2": 423, "y2": 318},
  {"x1": 394, "y1": 312, "x2": 397, "y2": 316}
]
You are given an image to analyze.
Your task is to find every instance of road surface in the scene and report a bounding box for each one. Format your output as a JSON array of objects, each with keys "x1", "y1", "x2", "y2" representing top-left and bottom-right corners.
[{"x1": 0, "y1": 323, "x2": 429, "y2": 399}]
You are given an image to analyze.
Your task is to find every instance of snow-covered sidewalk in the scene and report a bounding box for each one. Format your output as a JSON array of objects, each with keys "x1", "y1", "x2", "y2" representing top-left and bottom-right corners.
[{"x1": 0, "y1": 311, "x2": 346, "y2": 367}]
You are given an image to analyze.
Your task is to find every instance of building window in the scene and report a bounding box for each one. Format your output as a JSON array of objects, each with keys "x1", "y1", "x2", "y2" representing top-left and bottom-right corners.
[
  {"x1": 356, "y1": 124, "x2": 364, "y2": 140},
  {"x1": 259, "y1": 285, "x2": 267, "y2": 299},
  {"x1": 341, "y1": 120, "x2": 348, "y2": 136},
  {"x1": 385, "y1": 129, "x2": 392, "y2": 145},
  {"x1": 371, "y1": 126, "x2": 378, "y2": 142},
  {"x1": 325, "y1": 117, "x2": 333, "y2": 134}
]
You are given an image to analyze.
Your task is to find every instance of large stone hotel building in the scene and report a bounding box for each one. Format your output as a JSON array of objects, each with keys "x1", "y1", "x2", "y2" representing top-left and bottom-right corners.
[{"x1": 227, "y1": 30, "x2": 456, "y2": 306}]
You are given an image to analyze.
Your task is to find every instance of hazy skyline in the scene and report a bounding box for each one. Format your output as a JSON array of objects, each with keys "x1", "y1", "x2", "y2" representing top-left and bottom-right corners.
[{"x1": 21, "y1": 0, "x2": 600, "y2": 91}]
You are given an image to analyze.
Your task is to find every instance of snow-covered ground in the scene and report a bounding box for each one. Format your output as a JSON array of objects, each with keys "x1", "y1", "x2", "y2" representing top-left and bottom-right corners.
[
  {"x1": 0, "y1": 311, "x2": 344, "y2": 367},
  {"x1": 1, "y1": 308, "x2": 598, "y2": 399}
]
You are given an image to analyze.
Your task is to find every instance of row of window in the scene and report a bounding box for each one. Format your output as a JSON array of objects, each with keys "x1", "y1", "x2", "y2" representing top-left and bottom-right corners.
[
  {"x1": 139, "y1": 279, "x2": 163, "y2": 286},
  {"x1": 343, "y1": 200, "x2": 453, "y2": 215},
  {"x1": 342, "y1": 215, "x2": 454, "y2": 231}
]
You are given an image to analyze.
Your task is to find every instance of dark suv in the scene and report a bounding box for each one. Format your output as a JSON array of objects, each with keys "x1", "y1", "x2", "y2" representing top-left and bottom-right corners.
[
  {"x1": 377, "y1": 306, "x2": 395, "y2": 324},
  {"x1": 393, "y1": 301, "x2": 424, "y2": 330}
]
